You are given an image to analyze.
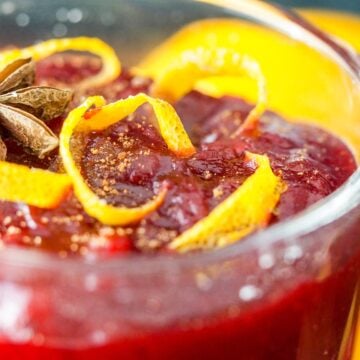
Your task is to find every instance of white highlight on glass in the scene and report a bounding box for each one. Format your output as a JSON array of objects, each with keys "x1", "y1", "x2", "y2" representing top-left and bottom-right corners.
[{"x1": 239, "y1": 284, "x2": 262, "y2": 302}]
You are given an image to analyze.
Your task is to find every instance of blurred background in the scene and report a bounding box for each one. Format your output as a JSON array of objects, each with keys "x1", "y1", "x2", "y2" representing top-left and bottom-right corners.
[
  {"x1": 278, "y1": 0, "x2": 360, "y2": 12},
  {"x1": 0, "y1": 0, "x2": 358, "y2": 65}
]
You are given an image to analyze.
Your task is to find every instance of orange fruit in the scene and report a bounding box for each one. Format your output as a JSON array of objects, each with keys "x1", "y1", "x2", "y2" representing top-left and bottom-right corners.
[
  {"x1": 135, "y1": 11, "x2": 360, "y2": 158},
  {"x1": 300, "y1": 9, "x2": 360, "y2": 52}
]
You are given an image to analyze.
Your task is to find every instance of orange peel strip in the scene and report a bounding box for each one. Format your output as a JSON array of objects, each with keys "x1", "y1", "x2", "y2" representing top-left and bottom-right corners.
[
  {"x1": 76, "y1": 92, "x2": 196, "y2": 157},
  {"x1": 169, "y1": 153, "x2": 285, "y2": 253},
  {"x1": 60, "y1": 96, "x2": 171, "y2": 226},
  {"x1": 150, "y1": 47, "x2": 267, "y2": 131},
  {"x1": 0, "y1": 37, "x2": 121, "y2": 89},
  {"x1": 0, "y1": 161, "x2": 72, "y2": 209}
]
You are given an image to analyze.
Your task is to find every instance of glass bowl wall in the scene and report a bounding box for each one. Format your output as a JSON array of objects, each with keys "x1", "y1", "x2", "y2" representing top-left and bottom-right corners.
[{"x1": 0, "y1": 1, "x2": 360, "y2": 359}]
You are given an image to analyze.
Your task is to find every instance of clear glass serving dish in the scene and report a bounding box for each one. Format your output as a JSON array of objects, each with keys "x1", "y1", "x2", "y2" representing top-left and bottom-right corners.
[{"x1": 0, "y1": 0, "x2": 360, "y2": 359}]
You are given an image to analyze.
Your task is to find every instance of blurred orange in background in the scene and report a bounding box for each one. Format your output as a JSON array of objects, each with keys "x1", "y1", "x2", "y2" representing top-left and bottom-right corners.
[
  {"x1": 136, "y1": 9, "x2": 360, "y2": 159},
  {"x1": 300, "y1": 9, "x2": 360, "y2": 52}
]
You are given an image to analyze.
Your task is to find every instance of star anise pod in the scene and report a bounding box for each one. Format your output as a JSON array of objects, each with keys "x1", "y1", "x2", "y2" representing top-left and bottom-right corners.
[{"x1": 0, "y1": 58, "x2": 73, "y2": 159}]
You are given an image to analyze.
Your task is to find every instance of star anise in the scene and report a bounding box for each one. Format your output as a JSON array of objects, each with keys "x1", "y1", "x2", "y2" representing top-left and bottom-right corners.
[{"x1": 0, "y1": 58, "x2": 73, "y2": 159}]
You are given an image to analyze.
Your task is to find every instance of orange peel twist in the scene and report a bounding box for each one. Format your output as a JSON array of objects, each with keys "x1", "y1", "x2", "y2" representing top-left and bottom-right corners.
[
  {"x1": 0, "y1": 161, "x2": 72, "y2": 209},
  {"x1": 169, "y1": 153, "x2": 285, "y2": 252},
  {"x1": 60, "y1": 94, "x2": 194, "y2": 226},
  {"x1": 0, "y1": 37, "x2": 121, "y2": 89},
  {"x1": 150, "y1": 47, "x2": 267, "y2": 132},
  {"x1": 76, "y1": 92, "x2": 196, "y2": 157}
]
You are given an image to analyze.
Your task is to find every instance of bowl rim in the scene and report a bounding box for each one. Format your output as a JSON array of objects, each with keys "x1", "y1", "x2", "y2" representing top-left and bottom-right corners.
[{"x1": 1, "y1": 0, "x2": 360, "y2": 275}]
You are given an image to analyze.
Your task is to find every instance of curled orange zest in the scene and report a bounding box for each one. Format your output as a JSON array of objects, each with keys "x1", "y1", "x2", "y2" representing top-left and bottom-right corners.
[
  {"x1": 0, "y1": 37, "x2": 121, "y2": 89},
  {"x1": 76, "y1": 92, "x2": 196, "y2": 157},
  {"x1": 59, "y1": 96, "x2": 171, "y2": 226},
  {"x1": 150, "y1": 47, "x2": 267, "y2": 132},
  {"x1": 169, "y1": 153, "x2": 285, "y2": 253},
  {"x1": 0, "y1": 161, "x2": 72, "y2": 209}
]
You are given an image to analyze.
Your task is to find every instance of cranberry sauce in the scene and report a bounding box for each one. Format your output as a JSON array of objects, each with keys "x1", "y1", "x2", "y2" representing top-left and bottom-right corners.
[
  {"x1": 1, "y1": 255, "x2": 359, "y2": 360},
  {"x1": 0, "y1": 55, "x2": 356, "y2": 255}
]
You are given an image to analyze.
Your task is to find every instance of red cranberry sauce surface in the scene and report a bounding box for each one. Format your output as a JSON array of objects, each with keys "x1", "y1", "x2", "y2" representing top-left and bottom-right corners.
[{"x1": 0, "y1": 55, "x2": 356, "y2": 255}]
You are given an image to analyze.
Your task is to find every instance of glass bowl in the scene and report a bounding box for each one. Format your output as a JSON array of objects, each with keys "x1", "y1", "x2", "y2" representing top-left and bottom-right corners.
[{"x1": 1, "y1": 0, "x2": 360, "y2": 359}]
